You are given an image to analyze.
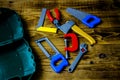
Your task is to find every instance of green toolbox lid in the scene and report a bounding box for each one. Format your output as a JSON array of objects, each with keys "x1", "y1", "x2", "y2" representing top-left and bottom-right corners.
[
  {"x1": 0, "y1": 39, "x2": 36, "y2": 80},
  {"x1": 0, "y1": 8, "x2": 24, "y2": 46}
]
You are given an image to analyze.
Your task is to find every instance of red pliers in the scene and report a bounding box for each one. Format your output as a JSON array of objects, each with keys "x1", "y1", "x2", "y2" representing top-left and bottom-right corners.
[{"x1": 46, "y1": 8, "x2": 60, "y2": 27}]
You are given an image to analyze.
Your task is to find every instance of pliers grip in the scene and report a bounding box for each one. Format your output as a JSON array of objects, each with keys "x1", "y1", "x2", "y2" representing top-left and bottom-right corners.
[
  {"x1": 46, "y1": 10, "x2": 54, "y2": 22},
  {"x1": 46, "y1": 8, "x2": 60, "y2": 22},
  {"x1": 54, "y1": 8, "x2": 60, "y2": 21}
]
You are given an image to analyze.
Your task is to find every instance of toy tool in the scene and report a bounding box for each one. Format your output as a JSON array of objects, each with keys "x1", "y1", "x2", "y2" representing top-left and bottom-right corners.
[
  {"x1": 64, "y1": 33, "x2": 78, "y2": 52},
  {"x1": 66, "y1": 8, "x2": 101, "y2": 28},
  {"x1": 47, "y1": 9, "x2": 95, "y2": 45},
  {"x1": 68, "y1": 43, "x2": 87, "y2": 73},
  {"x1": 46, "y1": 8, "x2": 74, "y2": 33},
  {"x1": 35, "y1": 37, "x2": 69, "y2": 73},
  {"x1": 36, "y1": 8, "x2": 57, "y2": 33}
]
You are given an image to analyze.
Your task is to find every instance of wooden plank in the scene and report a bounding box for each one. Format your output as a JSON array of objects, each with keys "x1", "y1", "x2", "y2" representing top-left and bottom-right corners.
[{"x1": 0, "y1": 0, "x2": 120, "y2": 80}]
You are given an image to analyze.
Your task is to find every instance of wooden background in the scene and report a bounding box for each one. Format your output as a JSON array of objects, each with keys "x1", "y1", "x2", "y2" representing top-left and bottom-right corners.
[{"x1": 0, "y1": 0, "x2": 120, "y2": 80}]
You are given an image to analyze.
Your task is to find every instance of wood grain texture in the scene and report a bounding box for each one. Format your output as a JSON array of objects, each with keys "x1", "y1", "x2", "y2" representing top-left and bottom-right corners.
[{"x1": 0, "y1": 0, "x2": 120, "y2": 80}]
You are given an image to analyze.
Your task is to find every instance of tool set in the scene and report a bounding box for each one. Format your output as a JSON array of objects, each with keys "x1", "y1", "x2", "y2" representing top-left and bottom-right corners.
[
  {"x1": 0, "y1": 7, "x2": 101, "y2": 80},
  {"x1": 36, "y1": 8, "x2": 101, "y2": 73},
  {"x1": 46, "y1": 8, "x2": 96, "y2": 45}
]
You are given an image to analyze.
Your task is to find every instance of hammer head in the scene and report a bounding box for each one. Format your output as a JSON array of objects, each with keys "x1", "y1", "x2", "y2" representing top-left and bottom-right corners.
[{"x1": 59, "y1": 20, "x2": 75, "y2": 34}]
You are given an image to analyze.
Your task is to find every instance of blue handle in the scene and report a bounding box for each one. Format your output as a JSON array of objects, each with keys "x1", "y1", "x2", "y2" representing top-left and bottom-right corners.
[
  {"x1": 82, "y1": 15, "x2": 101, "y2": 28},
  {"x1": 50, "y1": 53, "x2": 69, "y2": 73}
]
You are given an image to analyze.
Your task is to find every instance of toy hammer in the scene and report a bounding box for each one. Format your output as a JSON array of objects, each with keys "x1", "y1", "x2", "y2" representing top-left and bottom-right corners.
[{"x1": 37, "y1": 8, "x2": 57, "y2": 33}]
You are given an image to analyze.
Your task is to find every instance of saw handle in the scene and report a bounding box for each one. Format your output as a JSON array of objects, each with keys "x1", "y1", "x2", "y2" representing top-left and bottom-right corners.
[{"x1": 82, "y1": 15, "x2": 101, "y2": 28}]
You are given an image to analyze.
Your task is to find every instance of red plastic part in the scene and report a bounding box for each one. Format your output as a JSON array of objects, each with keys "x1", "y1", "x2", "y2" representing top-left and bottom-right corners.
[
  {"x1": 64, "y1": 33, "x2": 78, "y2": 52},
  {"x1": 54, "y1": 8, "x2": 60, "y2": 20},
  {"x1": 46, "y1": 10, "x2": 54, "y2": 22},
  {"x1": 46, "y1": 8, "x2": 60, "y2": 22}
]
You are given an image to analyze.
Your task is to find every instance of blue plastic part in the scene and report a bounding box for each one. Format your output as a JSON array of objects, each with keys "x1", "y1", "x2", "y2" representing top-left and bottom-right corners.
[
  {"x1": 50, "y1": 53, "x2": 69, "y2": 73},
  {"x1": 36, "y1": 37, "x2": 69, "y2": 73},
  {"x1": 37, "y1": 8, "x2": 47, "y2": 27},
  {"x1": 66, "y1": 8, "x2": 101, "y2": 28},
  {"x1": 82, "y1": 15, "x2": 101, "y2": 28}
]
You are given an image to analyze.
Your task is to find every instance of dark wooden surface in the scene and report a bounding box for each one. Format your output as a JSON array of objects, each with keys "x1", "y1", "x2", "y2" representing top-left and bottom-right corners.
[{"x1": 0, "y1": 0, "x2": 120, "y2": 80}]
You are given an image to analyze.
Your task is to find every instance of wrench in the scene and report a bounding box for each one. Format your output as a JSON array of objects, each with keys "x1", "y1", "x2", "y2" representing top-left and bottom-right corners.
[{"x1": 68, "y1": 43, "x2": 87, "y2": 72}]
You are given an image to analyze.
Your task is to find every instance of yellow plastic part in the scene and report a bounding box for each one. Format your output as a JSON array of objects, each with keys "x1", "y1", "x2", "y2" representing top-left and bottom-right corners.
[
  {"x1": 37, "y1": 26, "x2": 57, "y2": 33},
  {"x1": 71, "y1": 25, "x2": 96, "y2": 45}
]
